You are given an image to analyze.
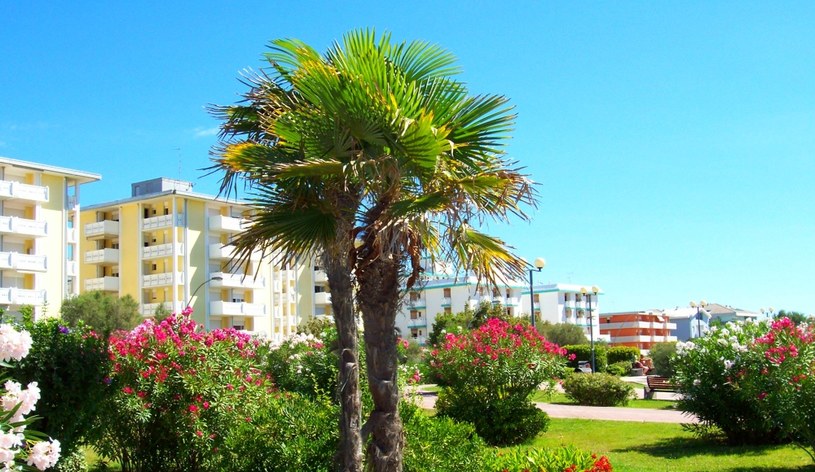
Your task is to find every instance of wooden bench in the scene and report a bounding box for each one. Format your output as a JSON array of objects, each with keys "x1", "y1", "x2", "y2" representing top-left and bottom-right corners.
[{"x1": 644, "y1": 375, "x2": 677, "y2": 399}]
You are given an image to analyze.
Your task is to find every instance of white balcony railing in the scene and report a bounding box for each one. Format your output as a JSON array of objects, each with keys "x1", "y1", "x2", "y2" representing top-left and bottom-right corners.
[
  {"x1": 314, "y1": 270, "x2": 328, "y2": 284},
  {"x1": 0, "y1": 180, "x2": 48, "y2": 202},
  {"x1": 0, "y1": 287, "x2": 46, "y2": 306},
  {"x1": 142, "y1": 213, "x2": 184, "y2": 231},
  {"x1": 210, "y1": 272, "x2": 265, "y2": 289},
  {"x1": 208, "y1": 243, "x2": 261, "y2": 261},
  {"x1": 142, "y1": 272, "x2": 184, "y2": 288},
  {"x1": 210, "y1": 301, "x2": 266, "y2": 317},
  {"x1": 0, "y1": 252, "x2": 47, "y2": 272},
  {"x1": 602, "y1": 321, "x2": 678, "y2": 331},
  {"x1": 208, "y1": 215, "x2": 251, "y2": 233},
  {"x1": 85, "y1": 220, "x2": 119, "y2": 239},
  {"x1": 66, "y1": 260, "x2": 77, "y2": 277},
  {"x1": 314, "y1": 292, "x2": 331, "y2": 305},
  {"x1": 85, "y1": 276, "x2": 119, "y2": 292},
  {"x1": 274, "y1": 292, "x2": 297, "y2": 304},
  {"x1": 66, "y1": 227, "x2": 77, "y2": 244},
  {"x1": 84, "y1": 248, "x2": 119, "y2": 265},
  {"x1": 0, "y1": 216, "x2": 47, "y2": 237},
  {"x1": 141, "y1": 302, "x2": 179, "y2": 317},
  {"x1": 142, "y1": 243, "x2": 183, "y2": 260}
]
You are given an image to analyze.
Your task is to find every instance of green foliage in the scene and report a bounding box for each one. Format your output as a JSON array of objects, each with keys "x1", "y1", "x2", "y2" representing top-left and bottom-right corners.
[
  {"x1": 605, "y1": 360, "x2": 633, "y2": 376},
  {"x1": 54, "y1": 449, "x2": 88, "y2": 472},
  {"x1": 60, "y1": 291, "x2": 141, "y2": 338},
  {"x1": 426, "y1": 301, "x2": 512, "y2": 347},
  {"x1": 562, "y1": 373, "x2": 635, "y2": 406},
  {"x1": 484, "y1": 445, "x2": 613, "y2": 472},
  {"x1": 606, "y1": 345, "x2": 640, "y2": 365},
  {"x1": 775, "y1": 309, "x2": 811, "y2": 325},
  {"x1": 221, "y1": 393, "x2": 338, "y2": 472},
  {"x1": 563, "y1": 344, "x2": 608, "y2": 373},
  {"x1": 15, "y1": 317, "x2": 110, "y2": 456},
  {"x1": 538, "y1": 322, "x2": 589, "y2": 346},
  {"x1": 402, "y1": 402, "x2": 486, "y2": 472},
  {"x1": 298, "y1": 316, "x2": 334, "y2": 336},
  {"x1": 266, "y1": 331, "x2": 338, "y2": 401},
  {"x1": 649, "y1": 342, "x2": 677, "y2": 377},
  {"x1": 151, "y1": 303, "x2": 172, "y2": 322}
]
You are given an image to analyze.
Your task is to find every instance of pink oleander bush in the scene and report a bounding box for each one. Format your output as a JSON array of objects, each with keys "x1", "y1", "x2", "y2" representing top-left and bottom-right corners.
[
  {"x1": 484, "y1": 445, "x2": 613, "y2": 472},
  {"x1": 428, "y1": 318, "x2": 568, "y2": 445},
  {"x1": 92, "y1": 308, "x2": 274, "y2": 472}
]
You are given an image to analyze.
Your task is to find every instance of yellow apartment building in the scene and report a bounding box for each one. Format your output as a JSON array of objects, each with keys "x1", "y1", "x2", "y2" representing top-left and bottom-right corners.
[
  {"x1": 79, "y1": 177, "x2": 309, "y2": 340},
  {"x1": 0, "y1": 157, "x2": 100, "y2": 319}
]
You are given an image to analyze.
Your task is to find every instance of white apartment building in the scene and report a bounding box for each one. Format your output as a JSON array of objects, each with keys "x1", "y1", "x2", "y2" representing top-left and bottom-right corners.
[{"x1": 0, "y1": 157, "x2": 100, "y2": 319}]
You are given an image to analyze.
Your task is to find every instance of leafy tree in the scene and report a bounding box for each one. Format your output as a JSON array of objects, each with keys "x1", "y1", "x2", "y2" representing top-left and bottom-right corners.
[
  {"x1": 775, "y1": 309, "x2": 810, "y2": 325},
  {"x1": 427, "y1": 302, "x2": 512, "y2": 346},
  {"x1": 209, "y1": 30, "x2": 534, "y2": 471},
  {"x1": 537, "y1": 322, "x2": 589, "y2": 346},
  {"x1": 60, "y1": 291, "x2": 141, "y2": 337}
]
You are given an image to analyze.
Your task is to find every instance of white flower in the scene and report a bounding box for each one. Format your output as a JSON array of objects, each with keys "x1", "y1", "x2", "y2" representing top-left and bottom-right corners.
[
  {"x1": 693, "y1": 379, "x2": 701, "y2": 386},
  {"x1": 724, "y1": 359, "x2": 734, "y2": 370},
  {"x1": 26, "y1": 439, "x2": 60, "y2": 470},
  {"x1": 0, "y1": 325, "x2": 32, "y2": 362}
]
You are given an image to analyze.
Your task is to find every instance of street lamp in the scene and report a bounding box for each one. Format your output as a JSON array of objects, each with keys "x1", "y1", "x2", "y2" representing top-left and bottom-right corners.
[
  {"x1": 527, "y1": 257, "x2": 546, "y2": 328},
  {"x1": 690, "y1": 300, "x2": 707, "y2": 338},
  {"x1": 582, "y1": 286, "x2": 600, "y2": 373},
  {"x1": 188, "y1": 275, "x2": 223, "y2": 308},
  {"x1": 761, "y1": 307, "x2": 775, "y2": 321}
]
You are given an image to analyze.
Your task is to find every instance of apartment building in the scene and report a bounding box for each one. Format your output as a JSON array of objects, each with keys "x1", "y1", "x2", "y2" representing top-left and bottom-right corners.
[
  {"x1": 0, "y1": 157, "x2": 100, "y2": 319},
  {"x1": 79, "y1": 177, "x2": 305, "y2": 341},
  {"x1": 598, "y1": 310, "x2": 677, "y2": 350}
]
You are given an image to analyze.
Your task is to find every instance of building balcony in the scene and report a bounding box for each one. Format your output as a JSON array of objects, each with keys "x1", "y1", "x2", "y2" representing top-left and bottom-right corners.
[
  {"x1": 208, "y1": 215, "x2": 251, "y2": 233},
  {"x1": 141, "y1": 302, "x2": 179, "y2": 317},
  {"x1": 210, "y1": 301, "x2": 266, "y2": 317},
  {"x1": 208, "y1": 243, "x2": 261, "y2": 261},
  {"x1": 314, "y1": 269, "x2": 328, "y2": 284},
  {"x1": 85, "y1": 276, "x2": 119, "y2": 292},
  {"x1": 84, "y1": 248, "x2": 119, "y2": 265},
  {"x1": 611, "y1": 334, "x2": 679, "y2": 344},
  {"x1": 66, "y1": 228, "x2": 77, "y2": 244},
  {"x1": 440, "y1": 297, "x2": 452, "y2": 306},
  {"x1": 407, "y1": 299, "x2": 426, "y2": 309},
  {"x1": 407, "y1": 319, "x2": 427, "y2": 328},
  {"x1": 314, "y1": 292, "x2": 331, "y2": 305},
  {"x1": 142, "y1": 272, "x2": 184, "y2": 288},
  {"x1": 273, "y1": 292, "x2": 297, "y2": 304},
  {"x1": 142, "y1": 213, "x2": 184, "y2": 231},
  {"x1": 602, "y1": 321, "x2": 677, "y2": 331},
  {"x1": 0, "y1": 252, "x2": 47, "y2": 272},
  {"x1": 0, "y1": 216, "x2": 47, "y2": 237},
  {"x1": 142, "y1": 242, "x2": 183, "y2": 260},
  {"x1": 0, "y1": 287, "x2": 46, "y2": 306},
  {"x1": 66, "y1": 261, "x2": 77, "y2": 277},
  {"x1": 279, "y1": 269, "x2": 295, "y2": 282},
  {"x1": 210, "y1": 271, "x2": 266, "y2": 290},
  {"x1": 0, "y1": 180, "x2": 48, "y2": 202},
  {"x1": 85, "y1": 220, "x2": 119, "y2": 239}
]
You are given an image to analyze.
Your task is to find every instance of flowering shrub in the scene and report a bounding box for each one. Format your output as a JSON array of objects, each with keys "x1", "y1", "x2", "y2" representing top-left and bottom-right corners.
[
  {"x1": 673, "y1": 320, "x2": 785, "y2": 445},
  {"x1": 93, "y1": 309, "x2": 273, "y2": 472},
  {"x1": 483, "y1": 445, "x2": 613, "y2": 472},
  {"x1": 266, "y1": 330, "x2": 337, "y2": 399},
  {"x1": 0, "y1": 322, "x2": 61, "y2": 470},
  {"x1": 428, "y1": 318, "x2": 568, "y2": 445}
]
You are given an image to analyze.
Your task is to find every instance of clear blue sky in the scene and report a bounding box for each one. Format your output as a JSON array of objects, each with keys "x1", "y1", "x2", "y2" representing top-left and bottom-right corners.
[{"x1": 2, "y1": 2, "x2": 813, "y2": 315}]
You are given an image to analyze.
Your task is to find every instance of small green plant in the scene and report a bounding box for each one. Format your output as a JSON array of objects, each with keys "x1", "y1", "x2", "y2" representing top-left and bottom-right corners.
[
  {"x1": 605, "y1": 360, "x2": 632, "y2": 376},
  {"x1": 562, "y1": 372, "x2": 634, "y2": 406},
  {"x1": 649, "y1": 341, "x2": 676, "y2": 377},
  {"x1": 606, "y1": 345, "x2": 640, "y2": 365},
  {"x1": 402, "y1": 402, "x2": 486, "y2": 472}
]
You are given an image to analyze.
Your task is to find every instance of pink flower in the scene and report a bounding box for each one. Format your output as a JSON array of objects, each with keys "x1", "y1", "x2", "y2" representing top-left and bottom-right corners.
[{"x1": 122, "y1": 386, "x2": 134, "y2": 395}]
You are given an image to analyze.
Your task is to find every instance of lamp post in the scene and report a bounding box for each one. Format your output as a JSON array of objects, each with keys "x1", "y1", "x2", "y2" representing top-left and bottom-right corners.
[
  {"x1": 582, "y1": 286, "x2": 600, "y2": 373},
  {"x1": 527, "y1": 257, "x2": 546, "y2": 328},
  {"x1": 761, "y1": 307, "x2": 775, "y2": 321},
  {"x1": 690, "y1": 300, "x2": 707, "y2": 338},
  {"x1": 189, "y1": 276, "x2": 223, "y2": 330}
]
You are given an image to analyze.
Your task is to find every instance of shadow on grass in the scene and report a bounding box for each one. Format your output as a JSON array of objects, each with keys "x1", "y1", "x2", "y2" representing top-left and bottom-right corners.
[{"x1": 617, "y1": 436, "x2": 815, "y2": 470}]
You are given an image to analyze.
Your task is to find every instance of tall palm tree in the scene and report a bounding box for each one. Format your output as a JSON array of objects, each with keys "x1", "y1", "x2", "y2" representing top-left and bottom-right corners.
[{"x1": 208, "y1": 30, "x2": 536, "y2": 472}]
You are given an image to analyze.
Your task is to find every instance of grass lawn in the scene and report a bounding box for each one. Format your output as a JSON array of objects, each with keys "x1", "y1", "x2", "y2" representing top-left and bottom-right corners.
[
  {"x1": 531, "y1": 390, "x2": 678, "y2": 410},
  {"x1": 528, "y1": 418, "x2": 814, "y2": 472}
]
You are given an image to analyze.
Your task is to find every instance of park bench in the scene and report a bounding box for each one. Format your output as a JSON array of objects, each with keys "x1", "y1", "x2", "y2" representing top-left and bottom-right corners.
[{"x1": 644, "y1": 375, "x2": 678, "y2": 399}]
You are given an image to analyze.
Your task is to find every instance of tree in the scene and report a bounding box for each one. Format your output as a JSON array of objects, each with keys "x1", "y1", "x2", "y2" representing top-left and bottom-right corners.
[
  {"x1": 60, "y1": 291, "x2": 141, "y2": 338},
  {"x1": 775, "y1": 310, "x2": 811, "y2": 325},
  {"x1": 208, "y1": 30, "x2": 535, "y2": 471},
  {"x1": 537, "y1": 322, "x2": 589, "y2": 346},
  {"x1": 427, "y1": 302, "x2": 516, "y2": 346}
]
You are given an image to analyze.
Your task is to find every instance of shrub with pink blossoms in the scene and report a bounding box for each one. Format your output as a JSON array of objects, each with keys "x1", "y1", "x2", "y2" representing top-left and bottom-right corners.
[
  {"x1": 92, "y1": 309, "x2": 274, "y2": 472},
  {"x1": 428, "y1": 318, "x2": 568, "y2": 445}
]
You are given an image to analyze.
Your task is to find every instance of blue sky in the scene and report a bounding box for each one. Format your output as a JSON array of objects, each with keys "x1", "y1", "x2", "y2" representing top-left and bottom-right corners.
[{"x1": 2, "y1": 2, "x2": 813, "y2": 314}]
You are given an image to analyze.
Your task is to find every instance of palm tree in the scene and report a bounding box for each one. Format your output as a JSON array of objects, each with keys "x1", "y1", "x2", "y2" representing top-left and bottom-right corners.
[{"x1": 208, "y1": 30, "x2": 536, "y2": 472}]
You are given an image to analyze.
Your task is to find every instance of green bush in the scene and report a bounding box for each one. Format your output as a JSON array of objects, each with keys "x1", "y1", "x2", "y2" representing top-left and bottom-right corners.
[
  {"x1": 649, "y1": 342, "x2": 677, "y2": 377},
  {"x1": 16, "y1": 318, "x2": 110, "y2": 457},
  {"x1": 484, "y1": 445, "x2": 613, "y2": 472},
  {"x1": 537, "y1": 322, "x2": 589, "y2": 346},
  {"x1": 605, "y1": 360, "x2": 632, "y2": 376},
  {"x1": 562, "y1": 373, "x2": 634, "y2": 406},
  {"x1": 402, "y1": 402, "x2": 485, "y2": 472},
  {"x1": 222, "y1": 393, "x2": 338, "y2": 471},
  {"x1": 607, "y1": 346, "x2": 640, "y2": 365},
  {"x1": 563, "y1": 344, "x2": 607, "y2": 373},
  {"x1": 266, "y1": 330, "x2": 338, "y2": 400}
]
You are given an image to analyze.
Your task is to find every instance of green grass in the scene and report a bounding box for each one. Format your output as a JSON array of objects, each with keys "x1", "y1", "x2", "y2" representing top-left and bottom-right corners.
[
  {"x1": 531, "y1": 390, "x2": 678, "y2": 410},
  {"x1": 526, "y1": 418, "x2": 814, "y2": 472},
  {"x1": 82, "y1": 447, "x2": 121, "y2": 471}
]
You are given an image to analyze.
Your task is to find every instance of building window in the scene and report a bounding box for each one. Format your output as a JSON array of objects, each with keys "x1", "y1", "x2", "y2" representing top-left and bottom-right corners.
[
  {"x1": 564, "y1": 293, "x2": 570, "y2": 302},
  {"x1": 443, "y1": 288, "x2": 451, "y2": 298},
  {"x1": 410, "y1": 310, "x2": 421, "y2": 320}
]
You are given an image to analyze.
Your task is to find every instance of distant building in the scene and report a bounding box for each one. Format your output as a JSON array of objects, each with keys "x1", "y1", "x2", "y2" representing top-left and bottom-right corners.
[
  {"x1": 662, "y1": 306, "x2": 711, "y2": 341},
  {"x1": 704, "y1": 303, "x2": 760, "y2": 323},
  {"x1": 598, "y1": 310, "x2": 677, "y2": 350}
]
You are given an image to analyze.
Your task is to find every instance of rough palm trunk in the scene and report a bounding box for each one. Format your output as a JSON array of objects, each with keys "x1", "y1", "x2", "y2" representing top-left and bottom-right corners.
[
  {"x1": 358, "y1": 256, "x2": 404, "y2": 472},
  {"x1": 323, "y1": 235, "x2": 363, "y2": 472}
]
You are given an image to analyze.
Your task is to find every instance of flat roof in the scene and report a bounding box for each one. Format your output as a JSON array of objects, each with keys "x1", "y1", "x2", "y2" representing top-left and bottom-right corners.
[
  {"x1": 0, "y1": 156, "x2": 101, "y2": 184},
  {"x1": 82, "y1": 188, "x2": 248, "y2": 211}
]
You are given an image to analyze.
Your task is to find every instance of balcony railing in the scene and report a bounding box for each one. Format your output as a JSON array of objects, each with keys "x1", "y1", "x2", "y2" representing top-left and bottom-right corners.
[
  {"x1": 141, "y1": 302, "x2": 178, "y2": 317},
  {"x1": 66, "y1": 261, "x2": 77, "y2": 277},
  {"x1": 0, "y1": 287, "x2": 46, "y2": 306},
  {"x1": 84, "y1": 248, "x2": 119, "y2": 265},
  {"x1": 314, "y1": 292, "x2": 331, "y2": 305},
  {"x1": 210, "y1": 272, "x2": 266, "y2": 289},
  {"x1": 0, "y1": 216, "x2": 47, "y2": 237},
  {"x1": 0, "y1": 180, "x2": 48, "y2": 202},
  {"x1": 142, "y1": 272, "x2": 184, "y2": 288},
  {"x1": 85, "y1": 220, "x2": 119, "y2": 239},
  {"x1": 85, "y1": 276, "x2": 119, "y2": 292},
  {"x1": 0, "y1": 252, "x2": 47, "y2": 272},
  {"x1": 314, "y1": 270, "x2": 328, "y2": 284},
  {"x1": 210, "y1": 301, "x2": 266, "y2": 317},
  {"x1": 142, "y1": 243, "x2": 183, "y2": 260},
  {"x1": 66, "y1": 227, "x2": 77, "y2": 244},
  {"x1": 208, "y1": 215, "x2": 251, "y2": 233},
  {"x1": 273, "y1": 292, "x2": 297, "y2": 304},
  {"x1": 209, "y1": 243, "x2": 261, "y2": 261},
  {"x1": 142, "y1": 213, "x2": 184, "y2": 231}
]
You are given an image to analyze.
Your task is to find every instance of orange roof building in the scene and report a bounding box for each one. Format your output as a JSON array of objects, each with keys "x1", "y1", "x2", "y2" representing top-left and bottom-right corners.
[{"x1": 599, "y1": 310, "x2": 677, "y2": 351}]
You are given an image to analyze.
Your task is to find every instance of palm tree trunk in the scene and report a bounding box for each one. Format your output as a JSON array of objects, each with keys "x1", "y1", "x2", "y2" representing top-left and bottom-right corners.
[
  {"x1": 323, "y1": 248, "x2": 364, "y2": 472},
  {"x1": 358, "y1": 256, "x2": 404, "y2": 472}
]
